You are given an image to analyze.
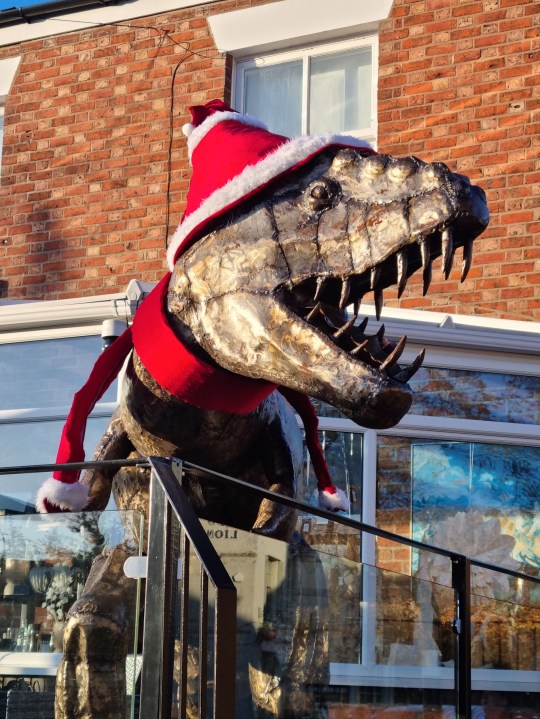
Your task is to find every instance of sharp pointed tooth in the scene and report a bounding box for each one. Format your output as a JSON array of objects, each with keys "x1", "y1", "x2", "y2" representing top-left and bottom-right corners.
[
  {"x1": 397, "y1": 249, "x2": 408, "y2": 298},
  {"x1": 339, "y1": 277, "x2": 351, "y2": 310},
  {"x1": 358, "y1": 316, "x2": 369, "y2": 334},
  {"x1": 461, "y1": 240, "x2": 473, "y2": 282},
  {"x1": 370, "y1": 266, "x2": 380, "y2": 290},
  {"x1": 375, "y1": 287, "x2": 384, "y2": 320},
  {"x1": 333, "y1": 315, "x2": 357, "y2": 339},
  {"x1": 419, "y1": 237, "x2": 430, "y2": 269},
  {"x1": 314, "y1": 277, "x2": 327, "y2": 302},
  {"x1": 354, "y1": 297, "x2": 362, "y2": 315},
  {"x1": 402, "y1": 348, "x2": 425, "y2": 381},
  {"x1": 351, "y1": 339, "x2": 369, "y2": 356},
  {"x1": 306, "y1": 302, "x2": 322, "y2": 323},
  {"x1": 376, "y1": 324, "x2": 386, "y2": 342},
  {"x1": 441, "y1": 227, "x2": 454, "y2": 279},
  {"x1": 380, "y1": 336, "x2": 407, "y2": 372},
  {"x1": 423, "y1": 258, "x2": 433, "y2": 296}
]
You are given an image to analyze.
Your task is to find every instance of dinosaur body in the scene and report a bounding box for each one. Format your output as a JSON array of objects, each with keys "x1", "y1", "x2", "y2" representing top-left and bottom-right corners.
[{"x1": 53, "y1": 146, "x2": 488, "y2": 719}]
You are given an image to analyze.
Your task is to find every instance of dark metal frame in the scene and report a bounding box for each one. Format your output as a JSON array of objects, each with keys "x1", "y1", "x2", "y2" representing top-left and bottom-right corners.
[
  {"x1": 140, "y1": 457, "x2": 237, "y2": 719},
  {"x1": 2, "y1": 457, "x2": 539, "y2": 719}
]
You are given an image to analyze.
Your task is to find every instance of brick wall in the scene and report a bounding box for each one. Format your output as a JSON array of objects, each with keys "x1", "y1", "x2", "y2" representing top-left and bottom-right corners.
[
  {"x1": 0, "y1": 1, "x2": 269, "y2": 300},
  {"x1": 0, "y1": 0, "x2": 538, "y2": 321},
  {"x1": 378, "y1": 0, "x2": 539, "y2": 321}
]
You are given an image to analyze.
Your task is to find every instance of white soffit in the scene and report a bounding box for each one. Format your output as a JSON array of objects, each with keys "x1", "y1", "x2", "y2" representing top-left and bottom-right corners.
[
  {"x1": 0, "y1": 0, "x2": 215, "y2": 46},
  {"x1": 208, "y1": 0, "x2": 394, "y2": 56}
]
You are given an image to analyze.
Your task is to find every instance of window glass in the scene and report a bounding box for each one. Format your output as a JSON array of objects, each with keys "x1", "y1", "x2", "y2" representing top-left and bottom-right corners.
[
  {"x1": 0, "y1": 415, "x2": 112, "y2": 510},
  {"x1": 309, "y1": 46, "x2": 372, "y2": 135},
  {"x1": 302, "y1": 430, "x2": 362, "y2": 514},
  {"x1": 236, "y1": 39, "x2": 376, "y2": 141},
  {"x1": 243, "y1": 60, "x2": 303, "y2": 137},
  {"x1": 0, "y1": 336, "x2": 116, "y2": 411},
  {"x1": 377, "y1": 435, "x2": 540, "y2": 576},
  {"x1": 409, "y1": 366, "x2": 540, "y2": 424}
]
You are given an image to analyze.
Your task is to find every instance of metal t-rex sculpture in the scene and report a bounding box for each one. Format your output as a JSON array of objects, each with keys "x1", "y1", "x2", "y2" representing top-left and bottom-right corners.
[{"x1": 37, "y1": 100, "x2": 489, "y2": 719}]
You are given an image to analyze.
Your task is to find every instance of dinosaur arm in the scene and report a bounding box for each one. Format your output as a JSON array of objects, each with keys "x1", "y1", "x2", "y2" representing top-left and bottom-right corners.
[{"x1": 80, "y1": 408, "x2": 134, "y2": 511}]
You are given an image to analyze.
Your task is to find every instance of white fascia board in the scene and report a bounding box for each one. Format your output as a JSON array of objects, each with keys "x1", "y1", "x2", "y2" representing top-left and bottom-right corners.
[
  {"x1": 0, "y1": 291, "x2": 129, "y2": 332},
  {"x1": 0, "y1": 0, "x2": 217, "y2": 47},
  {"x1": 357, "y1": 302, "x2": 540, "y2": 357},
  {"x1": 208, "y1": 0, "x2": 394, "y2": 57}
]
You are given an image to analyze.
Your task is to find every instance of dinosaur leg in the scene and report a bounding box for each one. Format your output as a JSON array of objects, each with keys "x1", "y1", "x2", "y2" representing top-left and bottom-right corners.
[
  {"x1": 55, "y1": 415, "x2": 144, "y2": 719},
  {"x1": 55, "y1": 543, "x2": 137, "y2": 719}
]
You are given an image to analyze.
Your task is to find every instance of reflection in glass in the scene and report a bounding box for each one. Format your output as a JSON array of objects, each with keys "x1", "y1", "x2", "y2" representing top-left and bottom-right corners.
[
  {"x1": 378, "y1": 436, "x2": 540, "y2": 576},
  {"x1": 0, "y1": 335, "x2": 117, "y2": 410},
  {"x1": 0, "y1": 415, "x2": 112, "y2": 509},
  {"x1": 409, "y1": 367, "x2": 540, "y2": 424},
  {"x1": 309, "y1": 47, "x2": 372, "y2": 134},
  {"x1": 243, "y1": 61, "x2": 302, "y2": 137},
  {"x1": 302, "y1": 430, "x2": 362, "y2": 514}
]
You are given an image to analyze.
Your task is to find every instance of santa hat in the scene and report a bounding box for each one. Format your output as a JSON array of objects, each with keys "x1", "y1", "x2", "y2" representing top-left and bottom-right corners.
[
  {"x1": 37, "y1": 100, "x2": 373, "y2": 515},
  {"x1": 167, "y1": 99, "x2": 373, "y2": 268}
]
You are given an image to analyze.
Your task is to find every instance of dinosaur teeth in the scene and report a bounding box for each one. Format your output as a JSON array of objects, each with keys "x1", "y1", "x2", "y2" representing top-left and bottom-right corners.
[
  {"x1": 461, "y1": 240, "x2": 473, "y2": 282},
  {"x1": 305, "y1": 302, "x2": 323, "y2": 323},
  {"x1": 423, "y1": 258, "x2": 433, "y2": 296},
  {"x1": 314, "y1": 276, "x2": 327, "y2": 302},
  {"x1": 441, "y1": 227, "x2": 454, "y2": 279},
  {"x1": 358, "y1": 316, "x2": 369, "y2": 334},
  {"x1": 353, "y1": 297, "x2": 362, "y2": 315},
  {"x1": 370, "y1": 266, "x2": 381, "y2": 291},
  {"x1": 380, "y1": 336, "x2": 407, "y2": 373},
  {"x1": 333, "y1": 315, "x2": 357, "y2": 339},
  {"x1": 395, "y1": 348, "x2": 425, "y2": 382},
  {"x1": 376, "y1": 324, "x2": 386, "y2": 343},
  {"x1": 374, "y1": 287, "x2": 384, "y2": 320},
  {"x1": 339, "y1": 277, "x2": 351, "y2": 310},
  {"x1": 397, "y1": 249, "x2": 408, "y2": 298},
  {"x1": 351, "y1": 339, "x2": 369, "y2": 356}
]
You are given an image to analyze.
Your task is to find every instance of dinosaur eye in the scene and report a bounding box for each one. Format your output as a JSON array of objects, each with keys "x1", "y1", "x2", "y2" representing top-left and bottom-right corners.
[{"x1": 306, "y1": 179, "x2": 340, "y2": 212}]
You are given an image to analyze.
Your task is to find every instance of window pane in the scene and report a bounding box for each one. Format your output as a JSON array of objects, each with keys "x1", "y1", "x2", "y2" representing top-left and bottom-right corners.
[
  {"x1": 0, "y1": 416, "x2": 112, "y2": 510},
  {"x1": 377, "y1": 436, "x2": 540, "y2": 576},
  {"x1": 309, "y1": 47, "x2": 372, "y2": 135},
  {"x1": 243, "y1": 60, "x2": 302, "y2": 137},
  {"x1": 409, "y1": 366, "x2": 540, "y2": 424},
  {"x1": 302, "y1": 430, "x2": 362, "y2": 514},
  {"x1": 0, "y1": 336, "x2": 116, "y2": 410}
]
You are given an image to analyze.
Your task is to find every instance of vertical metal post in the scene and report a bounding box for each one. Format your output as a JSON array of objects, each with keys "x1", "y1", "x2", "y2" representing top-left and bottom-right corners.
[
  {"x1": 214, "y1": 584, "x2": 237, "y2": 719},
  {"x1": 452, "y1": 555, "x2": 472, "y2": 719},
  {"x1": 139, "y1": 465, "x2": 179, "y2": 719}
]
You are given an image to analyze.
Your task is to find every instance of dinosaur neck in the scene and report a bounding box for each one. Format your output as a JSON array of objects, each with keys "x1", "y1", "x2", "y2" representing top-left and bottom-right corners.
[{"x1": 132, "y1": 274, "x2": 277, "y2": 413}]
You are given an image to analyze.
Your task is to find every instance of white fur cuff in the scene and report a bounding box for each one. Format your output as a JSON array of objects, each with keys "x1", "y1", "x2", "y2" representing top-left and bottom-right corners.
[
  {"x1": 318, "y1": 487, "x2": 350, "y2": 513},
  {"x1": 36, "y1": 478, "x2": 89, "y2": 514}
]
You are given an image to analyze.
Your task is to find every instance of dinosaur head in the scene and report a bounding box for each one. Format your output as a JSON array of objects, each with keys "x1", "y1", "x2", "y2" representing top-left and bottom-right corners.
[{"x1": 168, "y1": 147, "x2": 488, "y2": 429}]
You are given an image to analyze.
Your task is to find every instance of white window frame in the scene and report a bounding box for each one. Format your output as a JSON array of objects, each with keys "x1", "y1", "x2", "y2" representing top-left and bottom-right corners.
[
  {"x1": 233, "y1": 36, "x2": 378, "y2": 146},
  {"x1": 306, "y1": 309, "x2": 540, "y2": 692}
]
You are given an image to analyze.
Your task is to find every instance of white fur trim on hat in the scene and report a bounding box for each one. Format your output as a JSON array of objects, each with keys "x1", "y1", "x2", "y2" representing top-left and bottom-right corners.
[
  {"x1": 36, "y1": 478, "x2": 89, "y2": 514},
  {"x1": 318, "y1": 487, "x2": 350, "y2": 513},
  {"x1": 167, "y1": 131, "x2": 372, "y2": 269},
  {"x1": 186, "y1": 111, "x2": 268, "y2": 161}
]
